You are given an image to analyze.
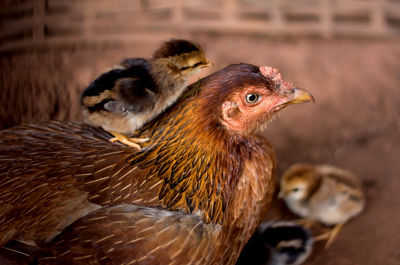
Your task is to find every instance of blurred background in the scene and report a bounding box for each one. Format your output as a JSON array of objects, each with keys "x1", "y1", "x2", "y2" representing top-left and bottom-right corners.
[{"x1": 1, "y1": 0, "x2": 400, "y2": 264}]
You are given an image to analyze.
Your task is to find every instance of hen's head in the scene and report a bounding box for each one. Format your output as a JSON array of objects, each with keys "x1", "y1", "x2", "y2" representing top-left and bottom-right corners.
[{"x1": 197, "y1": 64, "x2": 314, "y2": 136}]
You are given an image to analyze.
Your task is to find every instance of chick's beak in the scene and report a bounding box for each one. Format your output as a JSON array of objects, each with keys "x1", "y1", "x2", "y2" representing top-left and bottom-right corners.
[
  {"x1": 201, "y1": 60, "x2": 214, "y2": 68},
  {"x1": 278, "y1": 190, "x2": 285, "y2": 199}
]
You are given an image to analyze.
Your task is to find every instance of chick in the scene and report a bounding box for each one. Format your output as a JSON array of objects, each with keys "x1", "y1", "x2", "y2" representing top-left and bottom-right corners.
[
  {"x1": 279, "y1": 164, "x2": 365, "y2": 247},
  {"x1": 236, "y1": 221, "x2": 313, "y2": 265},
  {"x1": 81, "y1": 39, "x2": 212, "y2": 149}
]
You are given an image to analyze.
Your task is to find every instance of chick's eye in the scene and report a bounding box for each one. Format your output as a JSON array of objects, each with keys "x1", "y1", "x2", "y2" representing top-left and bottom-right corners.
[
  {"x1": 193, "y1": 62, "x2": 202, "y2": 68},
  {"x1": 180, "y1": 62, "x2": 202, "y2": 71},
  {"x1": 245, "y1": 93, "x2": 261, "y2": 104},
  {"x1": 291, "y1": 188, "x2": 300, "y2": 193}
]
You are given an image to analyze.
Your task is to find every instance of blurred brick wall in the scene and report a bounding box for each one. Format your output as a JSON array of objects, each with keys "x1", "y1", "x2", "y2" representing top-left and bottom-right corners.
[{"x1": 1, "y1": 0, "x2": 400, "y2": 54}]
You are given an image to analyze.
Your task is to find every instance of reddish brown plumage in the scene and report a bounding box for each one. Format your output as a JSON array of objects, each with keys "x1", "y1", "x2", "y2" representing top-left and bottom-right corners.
[{"x1": 0, "y1": 63, "x2": 312, "y2": 264}]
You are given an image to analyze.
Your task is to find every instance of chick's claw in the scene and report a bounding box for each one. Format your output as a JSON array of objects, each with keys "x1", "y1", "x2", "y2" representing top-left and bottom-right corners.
[
  {"x1": 109, "y1": 132, "x2": 149, "y2": 150},
  {"x1": 314, "y1": 223, "x2": 344, "y2": 249}
]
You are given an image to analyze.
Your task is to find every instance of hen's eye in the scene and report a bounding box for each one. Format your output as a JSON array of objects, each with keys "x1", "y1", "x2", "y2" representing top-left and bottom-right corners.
[
  {"x1": 245, "y1": 93, "x2": 261, "y2": 104},
  {"x1": 292, "y1": 188, "x2": 300, "y2": 192}
]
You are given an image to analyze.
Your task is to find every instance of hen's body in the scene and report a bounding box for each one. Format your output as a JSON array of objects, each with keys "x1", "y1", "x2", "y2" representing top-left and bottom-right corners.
[
  {"x1": 0, "y1": 64, "x2": 282, "y2": 264},
  {"x1": 1, "y1": 121, "x2": 274, "y2": 264}
]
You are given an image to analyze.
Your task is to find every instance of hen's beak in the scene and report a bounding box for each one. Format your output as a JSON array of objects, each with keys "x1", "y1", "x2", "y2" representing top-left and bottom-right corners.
[
  {"x1": 288, "y1": 87, "x2": 315, "y2": 104},
  {"x1": 275, "y1": 87, "x2": 314, "y2": 110},
  {"x1": 278, "y1": 190, "x2": 285, "y2": 199}
]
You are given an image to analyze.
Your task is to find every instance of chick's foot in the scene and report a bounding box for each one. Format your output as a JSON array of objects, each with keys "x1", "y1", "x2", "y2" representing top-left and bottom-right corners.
[
  {"x1": 314, "y1": 223, "x2": 344, "y2": 249},
  {"x1": 109, "y1": 132, "x2": 149, "y2": 150}
]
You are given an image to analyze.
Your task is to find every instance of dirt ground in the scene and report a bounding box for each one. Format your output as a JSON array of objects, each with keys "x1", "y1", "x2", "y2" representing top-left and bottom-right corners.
[{"x1": 1, "y1": 36, "x2": 399, "y2": 264}]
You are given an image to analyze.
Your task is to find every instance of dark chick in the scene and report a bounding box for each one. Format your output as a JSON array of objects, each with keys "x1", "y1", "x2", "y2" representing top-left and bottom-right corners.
[
  {"x1": 237, "y1": 221, "x2": 313, "y2": 265},
  {"x1": 81, "y1": 39, "x2": 212, "y2": 149},
  {"x1": 0, "y1": 64, "x2": 313, "y2": 265}
]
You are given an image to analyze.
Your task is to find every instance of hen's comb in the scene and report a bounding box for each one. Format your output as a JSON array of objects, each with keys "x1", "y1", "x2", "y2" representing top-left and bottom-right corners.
[
  {"x1": 259, "y1": 66, "x2": 282, "y2": 81},
  {"x1": 259, "y1": 66, "x2": 294, "y2": 91}
]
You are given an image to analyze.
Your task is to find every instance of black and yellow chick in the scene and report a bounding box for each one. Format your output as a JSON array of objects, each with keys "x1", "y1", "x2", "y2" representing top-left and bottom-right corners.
[
  {"x1": 81, "y1": 39, "x2": 212, "y2": 149},
  {"x1": 236, "y1": 221, "x2": 313, "y2": 265},
  {"x1": 279, "y1": 164, "x2": 365, "y2": 248}
]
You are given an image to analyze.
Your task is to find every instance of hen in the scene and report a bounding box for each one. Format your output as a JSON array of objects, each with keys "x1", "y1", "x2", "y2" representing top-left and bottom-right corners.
[{"x1": 0, "y1": 64, "x2": 313, "y2": 264}]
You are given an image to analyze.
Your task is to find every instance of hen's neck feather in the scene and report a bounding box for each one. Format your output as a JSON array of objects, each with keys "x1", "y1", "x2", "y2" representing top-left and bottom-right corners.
[{"x1": 128, "y1": 77, "x2": 264, "y2": 224}]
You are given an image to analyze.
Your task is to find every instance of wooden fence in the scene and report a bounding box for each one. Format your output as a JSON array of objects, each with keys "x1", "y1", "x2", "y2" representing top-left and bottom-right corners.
[{"x1": 1, "y1": 0, "x2": 400, "y2": 53}]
